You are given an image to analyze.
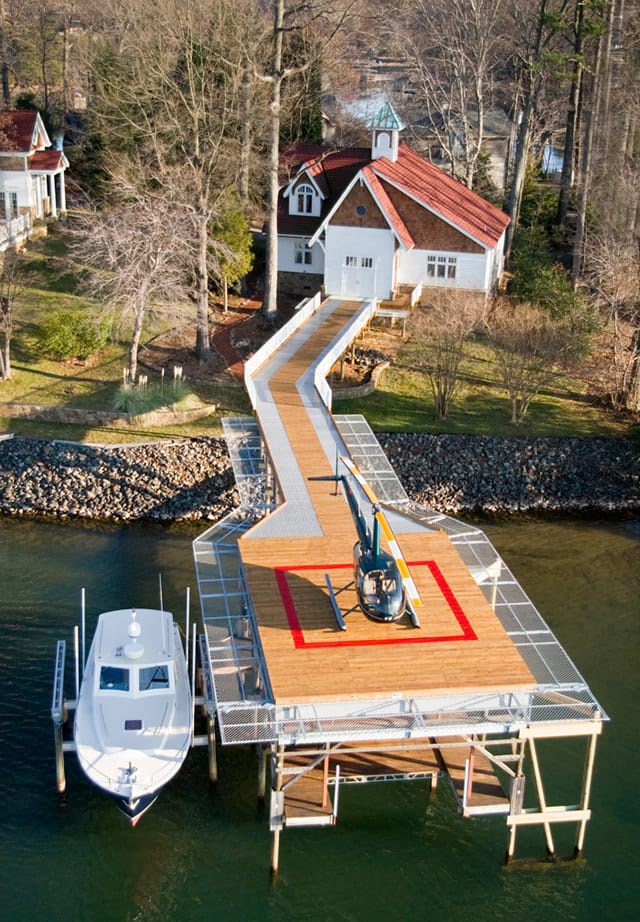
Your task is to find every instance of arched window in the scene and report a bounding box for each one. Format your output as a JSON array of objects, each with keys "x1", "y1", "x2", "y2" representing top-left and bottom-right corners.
[{"x1": 296, "y1": 184, "x2": 314, "y2": 214}]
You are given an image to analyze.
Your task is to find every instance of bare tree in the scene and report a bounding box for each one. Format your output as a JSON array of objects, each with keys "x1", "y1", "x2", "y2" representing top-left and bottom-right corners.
[
  {"x1": 0, "y1": 251, "x2": 21, "y2": 380},
  {"x1": 72, "y1": 178, "x2": 192, "y2": 383},
  {"x1": 410, "y1": 293, "x2": 486, "y2": 419},
  {"x1": 584, "y1": 231, "x2": 640, "y2": 410},
  {"x1": 390, "y1": 0, "x2": 507, "y2": 189},
  {"x1": 488, "y1": 299, "x2": 574, "y2": 423},
  {"x1": 257, "y1": 0, "x2": 355, "y2": 320},
  {"x1": 503, "y1": 0, "x2": 576, "y2": 259},
  {"x1": 93, "y1": 0, "x2": 248, "y2": 360}
]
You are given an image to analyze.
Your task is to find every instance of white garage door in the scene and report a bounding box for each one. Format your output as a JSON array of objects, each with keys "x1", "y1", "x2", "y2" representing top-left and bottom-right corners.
[{"x1": 340, "y1": 255, "x2": 376, "y2": 298}]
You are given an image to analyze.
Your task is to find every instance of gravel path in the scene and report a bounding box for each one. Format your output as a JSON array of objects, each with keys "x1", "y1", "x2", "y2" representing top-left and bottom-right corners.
[{"x1": 0, "y1": 433, "x2": 638, "y2": 522}]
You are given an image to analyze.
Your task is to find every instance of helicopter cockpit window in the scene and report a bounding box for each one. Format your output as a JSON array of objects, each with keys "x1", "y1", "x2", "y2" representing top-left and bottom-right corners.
[{"x1": 363, "y1": 569, "x2": 398, "y2": 600}]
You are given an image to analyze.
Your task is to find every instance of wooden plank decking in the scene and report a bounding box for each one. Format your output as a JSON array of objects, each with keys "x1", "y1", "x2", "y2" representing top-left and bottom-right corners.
[{"x1": 240, "y1": 298, "x2": 536, "y2": 707}]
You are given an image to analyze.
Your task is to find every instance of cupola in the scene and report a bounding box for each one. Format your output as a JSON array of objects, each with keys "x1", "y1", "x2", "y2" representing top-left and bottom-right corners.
[{"x1": 367, "y1": 101, "x2": 404, "y2": 163}]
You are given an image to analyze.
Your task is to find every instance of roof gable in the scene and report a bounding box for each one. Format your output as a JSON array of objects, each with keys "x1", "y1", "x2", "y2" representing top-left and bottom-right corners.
[
  {"x1": 372, "y1": 145, "x2": 509, "y2": 249},
  {"x1": 0, "y1": 110, "x2": 50, "y2": 155},
  {"x1": 278, "y1": 140, "x2": 509, "y2": 250},
  {"x1": 30, "y1": 149, "x2": 69, "y2": 172}
]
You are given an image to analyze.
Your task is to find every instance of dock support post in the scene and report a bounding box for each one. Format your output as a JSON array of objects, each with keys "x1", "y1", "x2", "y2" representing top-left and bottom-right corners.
[
  {"x1": 270, "y1": 743, "x2": 284, "y2": 877},
  {"x1": 54, "y1": 719, "x2": 66, "y2": 793},
  {"x1": 271, "y1": 828, "x2": 281, "y2": 877},
  {"x1": 258, "y1": 745, "x2": 268, "y2": 801},
  {"x1": 506, "y1": 738, "x2": 527, "y2": 863},
  {"x1": 575, "y1": 724, "x2": 599, "y2": 857},
  {"x1": 207, "y1": 712, "x2": 218, "y2": 783},
  {"x1": 528, "y1": 737, "x2": 556, "y2": 857}
]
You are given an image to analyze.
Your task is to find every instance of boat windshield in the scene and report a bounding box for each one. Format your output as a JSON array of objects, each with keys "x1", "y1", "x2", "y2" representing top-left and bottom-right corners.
[
  {"x1": 139, "y1": 665, "x2": 170, "y2": 691},
  {"x1": 99, "y1": 665, "x2": 130, "y2": 691}
]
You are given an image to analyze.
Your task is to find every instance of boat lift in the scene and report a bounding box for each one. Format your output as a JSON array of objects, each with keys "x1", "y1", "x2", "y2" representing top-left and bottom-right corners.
[{"x1": 51, "y1": 583, "x2": 209, "y2": 798}]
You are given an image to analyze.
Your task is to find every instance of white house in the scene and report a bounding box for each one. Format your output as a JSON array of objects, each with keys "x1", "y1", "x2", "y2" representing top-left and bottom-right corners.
[
  {"x1": 0, "y1": 109, "x2": 68, "y2": 252},
  {"x1": 277, "y1": 102, "x2": 510, "y2": 301}
]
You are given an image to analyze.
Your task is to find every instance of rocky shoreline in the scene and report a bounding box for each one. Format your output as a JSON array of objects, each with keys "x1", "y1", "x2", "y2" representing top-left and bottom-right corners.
[{"x1": 0, "y1": 433, "x2": 638, "y2": 523}]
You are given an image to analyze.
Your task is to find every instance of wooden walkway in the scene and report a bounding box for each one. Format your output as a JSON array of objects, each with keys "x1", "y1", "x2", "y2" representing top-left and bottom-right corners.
[
  {"x1": 281, "y1": 739, "x2": 510, "y2": 824},
  {"x1": 239, "y1": 298, "x2": 535, "y2": 706}
]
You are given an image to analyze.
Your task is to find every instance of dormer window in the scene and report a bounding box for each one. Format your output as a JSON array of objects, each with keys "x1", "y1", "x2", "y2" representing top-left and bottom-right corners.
[{"x1": 296, "y1": 184, "x2": 314, "y2": 215}]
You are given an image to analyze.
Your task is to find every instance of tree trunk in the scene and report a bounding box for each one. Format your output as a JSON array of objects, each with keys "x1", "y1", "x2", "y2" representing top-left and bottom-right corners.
[
  {"x1": 572, "y1": 29, "x2": 604, "y2": 283},
  {"x1": 626, "y1": 326, "x2": 640, "y2": 411},
  {"x1": 128, "y1": 292, "x2": 146, "y2": 383},
  {"x1": 238, "y1": 64, "x2": 252, "y2": 205},
  {"x1": 262, "y1": 0, "x2": 285, "y2": 321},
  {"x1": 504, "y1": 0, "x2": 549, "y2": 262},
  {"x1": 0, "y1": 0, "x2": 10, "y2": 109},
  {"x1": 196, "y1": 213, "x2": 211, "y2": 360},
  {"x1": 557, "y1": 1, "x2": 585, "y2": 229}
]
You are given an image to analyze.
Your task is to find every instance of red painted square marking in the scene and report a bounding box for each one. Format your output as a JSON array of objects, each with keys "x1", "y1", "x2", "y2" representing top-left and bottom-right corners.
[{"x1": 274, "y1": 560, "x2": 478, "y2": 649}]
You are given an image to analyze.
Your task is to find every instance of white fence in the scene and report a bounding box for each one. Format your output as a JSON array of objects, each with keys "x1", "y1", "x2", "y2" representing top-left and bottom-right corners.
[
  {"x1": 313, "y1": 299, "x2": 378, "y2": 411},
  {"x1": 244, "y1": 291, "x2": 322, "y2": 410},
  {"x1": 0, "y1": 214, "x2": 31, "y2": 252}
]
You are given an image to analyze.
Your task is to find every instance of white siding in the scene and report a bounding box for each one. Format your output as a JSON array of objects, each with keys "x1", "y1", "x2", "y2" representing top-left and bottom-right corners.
[
  {"x1": 324, "y1": 226, "x2": 395, "y2": 299},
  {"x1": 278, "y1": 236, "x2": 324, "y2": 274},
  {"x1": 0, "y1": 170, "x2": 32, "y2": 212},
  {"x1": 397, "y1": 247, "x2": 489, "y2": 292},
  {"x1": 478, "y1": 232, "x2": 505, "y2": 292}
]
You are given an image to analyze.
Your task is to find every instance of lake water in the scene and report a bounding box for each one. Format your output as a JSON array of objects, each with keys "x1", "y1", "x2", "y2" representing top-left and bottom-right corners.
[{"x1": 0, "y1": 516, "x2": 637, "y2": 922}]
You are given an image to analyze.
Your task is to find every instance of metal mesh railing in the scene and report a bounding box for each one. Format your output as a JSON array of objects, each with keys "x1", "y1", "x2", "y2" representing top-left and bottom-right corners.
[{"x1": 193, "y1": 415, "x2": 607, "y2": 746}]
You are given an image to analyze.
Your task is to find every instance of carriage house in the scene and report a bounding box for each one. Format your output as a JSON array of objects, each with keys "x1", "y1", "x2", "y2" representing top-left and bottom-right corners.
[
  {"x1": 277, "y1": 103, "x2": 509, "y2": 301},
  {"x1": 0, "y1": 109, "x2": 68, "y2": 252}
]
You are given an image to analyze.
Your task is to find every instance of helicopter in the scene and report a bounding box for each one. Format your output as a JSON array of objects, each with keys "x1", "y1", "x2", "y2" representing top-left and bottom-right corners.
[{"x1": 312, "y1": 456, "x2": 422, "y2": 629}]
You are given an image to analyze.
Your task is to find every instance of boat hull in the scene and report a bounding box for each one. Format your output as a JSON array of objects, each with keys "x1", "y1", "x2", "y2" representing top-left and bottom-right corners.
[
  {"x1": 114, "y1": 791, "x2": 160, "y2": 827},
  {"x1": 74, "y1": 608, "x2": 193, "y2": 825}
]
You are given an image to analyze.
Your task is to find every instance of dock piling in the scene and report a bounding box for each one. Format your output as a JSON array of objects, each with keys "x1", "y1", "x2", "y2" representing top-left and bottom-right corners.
[{"x1": 207, "y1": 712, "x2": 218, "y2": 783}]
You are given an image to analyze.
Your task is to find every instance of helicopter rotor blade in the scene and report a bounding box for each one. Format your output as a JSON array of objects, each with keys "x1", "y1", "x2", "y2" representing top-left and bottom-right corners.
[{"x1": 340, "y1": 456, "x2": 422, "y2": 609}]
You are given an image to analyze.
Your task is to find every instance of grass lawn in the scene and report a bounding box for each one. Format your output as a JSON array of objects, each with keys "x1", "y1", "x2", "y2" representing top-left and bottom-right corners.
[
  {"x1": 1, "y1": 226, "x2": 637, "y2": 445},
  {"x1": 0, "y1": 228, "x2": 253, "y2": 441},
  {"x1": 333, "y1": 335, "x2": 636, "y2": 441}
]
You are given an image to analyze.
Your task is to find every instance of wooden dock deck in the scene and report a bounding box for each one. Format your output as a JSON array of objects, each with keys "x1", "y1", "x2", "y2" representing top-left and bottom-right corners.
[
  {"x1": 239, "y1": 297, "x2": 535, "y2": 706},
  {"x1": 189, "y1": 294, "x2": 605, "y2": 869}
]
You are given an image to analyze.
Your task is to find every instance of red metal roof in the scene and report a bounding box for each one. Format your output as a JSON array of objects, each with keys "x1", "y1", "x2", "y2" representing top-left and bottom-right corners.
[
  {"x1": 278, "y1": 141, "x2": 509, "y2": 249},
  {"x1": 362, "y1": 165, "x2": 414, "y2": 250},
  {"x1": 0, "y1": 109, "x2": 39, "y2": 153},
  {"x1": 373, "y1": 145, "x2": 509, "y2": 248},
  {"x1": 30, "y1": 149, "x2": 66, "y2": 172}
]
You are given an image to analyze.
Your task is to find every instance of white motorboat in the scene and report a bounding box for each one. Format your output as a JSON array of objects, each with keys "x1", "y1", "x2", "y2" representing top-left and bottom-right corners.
[{"x1": 74, "y1": 607, "x2": 193, "y2": 825}]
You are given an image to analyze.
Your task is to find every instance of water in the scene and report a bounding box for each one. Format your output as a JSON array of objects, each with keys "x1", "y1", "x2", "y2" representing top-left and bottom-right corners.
[{"x1": 0, "y1": 516, "x2": 637, "y2": 922}]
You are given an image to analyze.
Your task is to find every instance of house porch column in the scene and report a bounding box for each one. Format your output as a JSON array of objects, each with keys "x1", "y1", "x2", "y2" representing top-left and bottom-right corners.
[
  {"x1": 58, "y1": 170, "x2": 66, "y2": 213},
  {"x1": 48, "y1": 173, "x2": 57, "y2": 217}
]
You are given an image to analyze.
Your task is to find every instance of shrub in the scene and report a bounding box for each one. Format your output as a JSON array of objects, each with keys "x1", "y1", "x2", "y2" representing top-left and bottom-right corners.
[
  {"x1": 112, "y1": 380, "x2": 199, "y2": 415},
  {"x1": 36, "y1": 310, "x2": 109, "y2": 360}
]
